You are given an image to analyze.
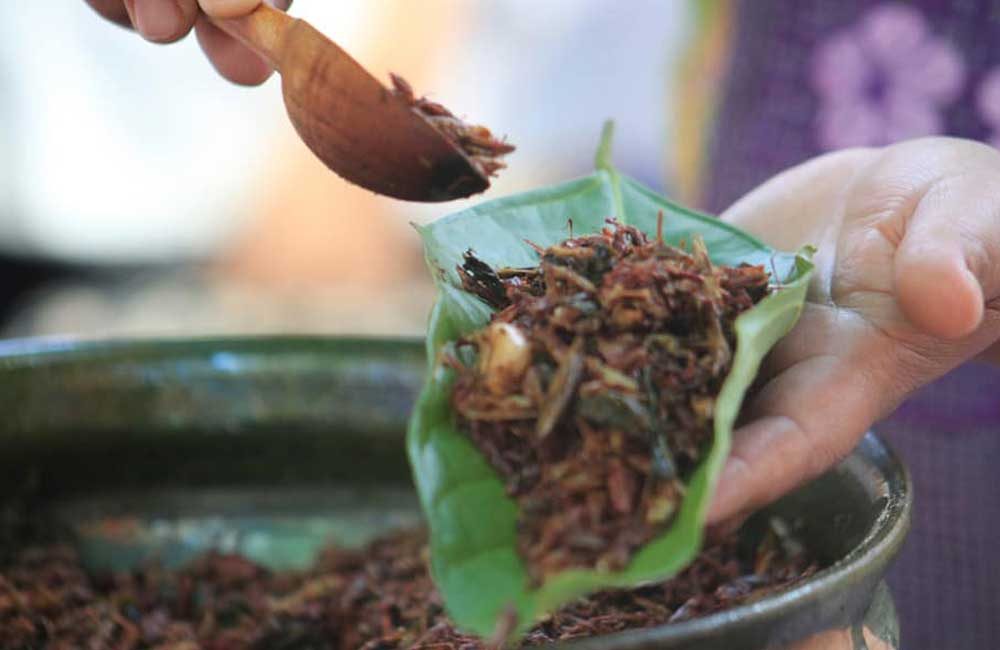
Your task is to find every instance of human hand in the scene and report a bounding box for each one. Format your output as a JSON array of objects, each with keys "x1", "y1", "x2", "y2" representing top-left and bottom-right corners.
[
  {"x1": 707, "y1": 137, "x2": 1000, "y2": 525},
  {"x1": 84, "y1": 0, "x2": 291, "y2": 85}
]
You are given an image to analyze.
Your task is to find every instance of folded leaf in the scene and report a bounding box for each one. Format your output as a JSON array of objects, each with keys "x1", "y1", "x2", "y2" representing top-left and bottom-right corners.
[{"x1": 407, "y1": 123, "x2": 814, "y2": 637}]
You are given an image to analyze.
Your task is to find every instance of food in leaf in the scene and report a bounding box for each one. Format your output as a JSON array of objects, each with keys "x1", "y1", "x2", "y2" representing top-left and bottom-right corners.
[
  {"x1": 446, "y1": 218, "x2": 771, "y2": 583},
  {"x1": 391, "y1": 73, "x2": 515, "y2": 178},
  {"x1": 407, "y1": 122, "x2": 815, "y2": 636}
]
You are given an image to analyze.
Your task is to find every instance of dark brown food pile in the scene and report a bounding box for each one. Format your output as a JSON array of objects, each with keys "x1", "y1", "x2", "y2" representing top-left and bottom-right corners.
[
  {"x1": 0, "y1": 521, "x2": 817, "y2": 650},
  {"x1": 450, "y1": 220, "x2": 771, "y2": 582},
  {"x1": 390, "y1": 73, "x2": 515, "y2": 178}
]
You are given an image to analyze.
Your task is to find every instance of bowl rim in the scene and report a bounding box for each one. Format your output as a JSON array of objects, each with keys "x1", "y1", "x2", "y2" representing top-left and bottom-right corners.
[
  {"x1": 0, "y1": 333, "x2": 424, "y2": 362},
  {"x1": 559, "y1": 432, "x2": 912, "y2": 649}
]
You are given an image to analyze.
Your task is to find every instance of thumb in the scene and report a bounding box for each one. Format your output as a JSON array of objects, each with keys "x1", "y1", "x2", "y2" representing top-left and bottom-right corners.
[
  {"x1": 193, "y1": 0, "x2": 291, "y2": 86},
  {"x1": 198, "y1": 0, "x2": 263, "y2": 18},
  {"x1": 894, "y1": 172, "x2": 1000, "y2": 340},
  {"x1": 197, "y1": 0, "x2": 291, "y2": 19}
]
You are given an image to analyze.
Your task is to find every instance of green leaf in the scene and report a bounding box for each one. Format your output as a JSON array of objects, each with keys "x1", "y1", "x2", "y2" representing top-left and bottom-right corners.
[{"x1": 407, "y1": 123, "x2": 815, "y2": 638}]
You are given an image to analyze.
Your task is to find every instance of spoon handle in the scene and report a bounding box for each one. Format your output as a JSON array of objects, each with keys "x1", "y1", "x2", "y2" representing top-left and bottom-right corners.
[{"x1": 210, "y1": 3, "x2": 293, "y2": 70}]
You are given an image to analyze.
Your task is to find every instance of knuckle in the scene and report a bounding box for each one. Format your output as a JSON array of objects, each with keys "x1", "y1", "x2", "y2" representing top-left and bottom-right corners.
[
  {"x1": 85, "y1": 0, "x2": 133, "y2": 28},
  {"x1": 783, "y1": 414, "x2": 848, "y2": 486}
]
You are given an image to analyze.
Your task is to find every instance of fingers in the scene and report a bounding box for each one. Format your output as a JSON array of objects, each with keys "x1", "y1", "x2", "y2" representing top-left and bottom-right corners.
[
  {"x1": 195, "y1": 1, "x2": 291, "y2": 86},
  {"x1": 124, "y1": 0, "x2": 200, "y2": 43},
  {"x1": 838, "y1": 137, "x2": 1000, "y2": 340},
  {"x1": 707, "y1": 315, "x2": 903, "y2": 524},
  {"x1": 894, "y1": 169, "x2": 1000, "y2": 339},
  {"x1": 194, "y1": 15, "x2": 274, "y2": 86},
  {"x1": 708, "y1": 137, "x2": 1000, "y2": 527},
  {"x1": 84, "y1": 0, "x2": 289, "y2": 85},
  {"x1": 198, "y1": 0, "x2": 262, "y2": 18},
  {"x1": 722, "y1": 147, "x2": 877, "y2": 252},
  {"x1": 722, "y1": 148, "x2": 879, "y2": 306},
  {"x1": 84, "y1": 0, "x2": 133, "y2": 28},
  {"x1": 86, "y1": 0, "x2": 199, "y2": 41},
  {"x1": 709, "y1": 154, "x2": 1000, "y2": 525}
]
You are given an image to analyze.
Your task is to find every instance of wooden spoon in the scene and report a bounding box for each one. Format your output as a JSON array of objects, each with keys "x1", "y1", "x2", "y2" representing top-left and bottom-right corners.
[{"x1": 213, "y1": 4, "x2": 491, "y2": 202}]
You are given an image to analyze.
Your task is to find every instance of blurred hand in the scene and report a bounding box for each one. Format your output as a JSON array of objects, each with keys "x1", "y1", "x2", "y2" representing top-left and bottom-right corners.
[
  {"x1": 85, "y1": 0, "x2": 291, "y2": 85},
  {"x1": 708, "y1": 137, "x2": 1000, "y2": 526}
]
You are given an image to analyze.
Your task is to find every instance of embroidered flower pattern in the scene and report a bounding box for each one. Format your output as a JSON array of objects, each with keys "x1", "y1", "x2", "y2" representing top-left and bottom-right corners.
[{"x1": 810, "y1": 3, "x2": 965, "y2": 150}]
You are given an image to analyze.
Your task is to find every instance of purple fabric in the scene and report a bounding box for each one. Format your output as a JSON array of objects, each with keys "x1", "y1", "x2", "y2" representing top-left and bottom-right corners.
[
  {"x1": 703, "y1": 2, "x2": 1000, "y2": 647},
  {"x1": 877, "y1": 381, "x2": 1000, "y2": 649},
  {"x1": 704, "y1": 0, "x2": 1000, "y2": 213}
]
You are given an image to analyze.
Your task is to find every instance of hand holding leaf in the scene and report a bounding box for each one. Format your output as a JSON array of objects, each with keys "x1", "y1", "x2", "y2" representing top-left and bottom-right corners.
[{"x1": 708, "y1": 138, "x2": 1000, "y2": 526}]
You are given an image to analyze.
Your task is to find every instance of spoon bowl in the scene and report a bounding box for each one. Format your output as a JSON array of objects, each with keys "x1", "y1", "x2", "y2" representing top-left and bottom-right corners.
[{"x1": 217, "y1": 6, "x2": 491, "y2": 202}]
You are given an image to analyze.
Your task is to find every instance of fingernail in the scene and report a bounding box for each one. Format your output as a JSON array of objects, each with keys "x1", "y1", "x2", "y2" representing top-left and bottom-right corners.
[
  {"x1": 133, "y1": 0, "x2": 183, "y2": 41},
  {"x1": 200, "y1": 0, "x2": 260, "y2": 17}
]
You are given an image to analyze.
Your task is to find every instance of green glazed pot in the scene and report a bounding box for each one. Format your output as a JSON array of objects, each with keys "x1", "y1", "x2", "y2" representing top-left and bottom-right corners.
[{"x1": 0, "y1": 337, "x2": 910, "y2": 650}]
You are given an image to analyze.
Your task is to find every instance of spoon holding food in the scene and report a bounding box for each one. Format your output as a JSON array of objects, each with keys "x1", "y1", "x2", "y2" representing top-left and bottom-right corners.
[
  {"x1": 86, "y1": 0, "x2": 514, "y2": 202},
  {"x1": 210, "y1": 3, "x2": 513, "y2": 202}
]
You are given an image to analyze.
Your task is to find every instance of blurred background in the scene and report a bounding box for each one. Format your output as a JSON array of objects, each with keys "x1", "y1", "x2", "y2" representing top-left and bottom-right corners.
[{"x1": 0, "y1": 0, "x2": 701, "y2": 340}]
